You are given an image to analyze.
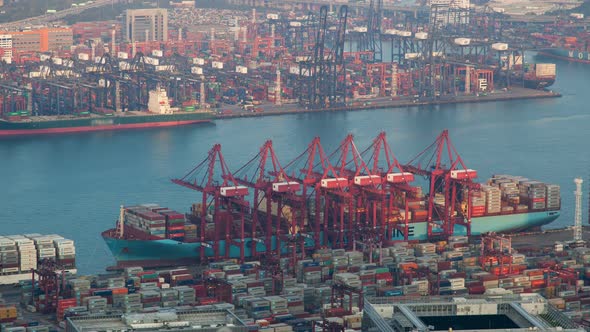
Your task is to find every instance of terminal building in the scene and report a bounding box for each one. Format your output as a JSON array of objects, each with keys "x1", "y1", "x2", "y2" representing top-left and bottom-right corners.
[
  {"x1": 65, "y1": 308, "x2": 249, "y2": 332},
  {"x1": 362, "y1": 294, "x2": 585, "y2": 332},
  {"x1": 125, "y1": 8, "x2": 168, "y2": 43}
]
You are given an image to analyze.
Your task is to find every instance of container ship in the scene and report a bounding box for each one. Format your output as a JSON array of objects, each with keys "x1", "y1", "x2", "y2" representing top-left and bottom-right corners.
[
  {"x1": 0, "y1": 234, "x2": 76, "y2": 285},
  {"x1": 538, "y1": 48, "x2": 590, "y2": 64},
  {"x1": 102, "y1": 133, "x2": 561, "y2": 269},
  {"x1": 510, "y1": 63, "x2": 556, "y2": 89},
  {"x1": 0, "y1": 88, "x2": 214, "y2": 136},
  {"x1": 536, "y1": 34, "x2": 590, "y2": 64}
]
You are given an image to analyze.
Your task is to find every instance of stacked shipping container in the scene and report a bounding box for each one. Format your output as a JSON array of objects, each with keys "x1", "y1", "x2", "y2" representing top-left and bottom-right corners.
[
  {"x1": 0, "y1": 234, "x2": 76, "y2": 276},
  {"x1": 123, "y1": 205, "x2": 186, "y2": 240}
]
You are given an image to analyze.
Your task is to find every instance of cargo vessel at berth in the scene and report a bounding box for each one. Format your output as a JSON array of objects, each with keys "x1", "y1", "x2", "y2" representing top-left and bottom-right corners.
[
  {"x1": 508, "y1": 63, "x2": 556, "y2": 90},
  {"x1": 0, "y1": 88, "x2": 214, "y2": 136},
  {"x1": 102, "y1": 131, "x2": 561, "y2": 269},
  {"x1": 538, "y1": 48, "x2": 590, "y2": 64},
  {"x1": 102, "y1": 208, "x2": 559, "y2": 268}
]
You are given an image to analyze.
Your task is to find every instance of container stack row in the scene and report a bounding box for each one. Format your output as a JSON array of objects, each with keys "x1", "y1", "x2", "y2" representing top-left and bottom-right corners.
[
  {"x1": 488, "y1": 175, "x2": 561, "y2": 211},
  {"x1": 124, "y1": 205, "x2": 187, "y2": 240},
  {"x1": 0, "y1": 234, "x2": 76, "y2": 276}
]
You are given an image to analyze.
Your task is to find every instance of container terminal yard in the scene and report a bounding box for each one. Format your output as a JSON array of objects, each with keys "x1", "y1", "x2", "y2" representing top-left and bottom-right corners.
[
  {"x1": 1, "y1": 0, "x2": 590, "y2": 331},
  {"x1": 0, "y1": 0, "x2": 567, "y2": 135},
  {"x1": 1, "y1": 130, "x2": 589, "y2": 332}
]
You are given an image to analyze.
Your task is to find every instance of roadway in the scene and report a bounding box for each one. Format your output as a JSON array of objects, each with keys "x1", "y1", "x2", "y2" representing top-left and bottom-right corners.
[{"x1": 0, "y1": 0, "x2": 118, "y2": 31}]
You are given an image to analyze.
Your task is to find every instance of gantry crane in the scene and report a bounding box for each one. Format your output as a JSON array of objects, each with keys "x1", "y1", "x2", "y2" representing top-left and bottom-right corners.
[
  {"x1": 234, "y1": 140, "x2": 303, "y2": 263},
  {"x1": 403, "y1": 130, "x2": 479, "y2": 239},
  {"x1": 360, "y1": 132, "x2": 417, "y2": 243},
  {"x1": 173, "y1": 144, "x2": 250, "y2": 262},
  {"x1": 283, "y1": 136, "x2": 337, "y2": 250}
]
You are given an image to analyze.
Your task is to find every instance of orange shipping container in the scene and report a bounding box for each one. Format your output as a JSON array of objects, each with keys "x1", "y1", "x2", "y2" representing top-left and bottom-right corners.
[{"x1": 112, "y1": 287, "x2": 129, "y2": 295}]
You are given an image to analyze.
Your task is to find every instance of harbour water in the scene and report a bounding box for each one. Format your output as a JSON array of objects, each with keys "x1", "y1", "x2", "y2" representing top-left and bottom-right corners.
[{"x1": 0, "y1": 53, "x2": 588, "y2": 274}]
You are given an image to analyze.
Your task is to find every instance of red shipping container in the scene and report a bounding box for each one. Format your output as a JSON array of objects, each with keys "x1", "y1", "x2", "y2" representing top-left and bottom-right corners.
[
  {"x1": 199, "y1": 298, "x2": 218, "y2": 305},
  {"x1": 171, "y1": 269, "x2": 190, "y2": 276},
  {"x1": 375, "y1": 272, "x2": 392, "y2": 280},
  {"x1": 468, "y1": 285, "x2": 486, "y2": 294},
  {"x1": 450, "y1": 272, "x2": 467, "y2": 278},
  {"x1": 438, "y1": 261, "x2": 452, "y2": 270},
  {"x1": 478, "y1": 274, "x2": 498, "y2": 281},
  {"x1": 349, "y1": 266, "x2": 360, "y2": 273},
  {"x1": 466, "y1": 281, "x2": 483, "y2": 287},
  {"x1": 192, "y1": 285, "x2": 207, "y2": 297}
]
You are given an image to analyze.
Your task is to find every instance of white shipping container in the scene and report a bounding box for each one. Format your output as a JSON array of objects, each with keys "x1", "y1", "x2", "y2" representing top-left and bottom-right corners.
[
  {"x1": 54, "y1": 239, "x2": 74, "y2": 246},
  {"x1": 117, "y1": 51, "x2": 129, "y2": 59},
  {"x1": 236, "y1": 65, "x2": 248, "y2": 74},
  {"x1": 152, "y1": 50, "x2": 163, "y2": 57},
  {"x1": 119, "y1": 62, "x2": 131, "y2": 71},
  {"x1": 289, "y1": 21, "x2": 302, "y2": 27},
  {"x1": 535, "y1": 63, "x2": 556, "y2": 77},
  {"x1": 212, "y1": 61, "x2": 224, "y2": 69},
  {"x1": 398, "y1": 30, "x2": 412, "y2": 37},
  {"x1": 405, "y1": 53, "x2": 421, "y2": 60},
  {"x1": 144, "y1": 57, "x2": 159, "y2": 66},
  {"x1": 191, "y1": 66, "x2": 203, "y2": 75},
  {"x1": 492, "y1": 43, "x2": 508, "y2": 51},
  {"x1": 454, "y1": 38, "x2": 470, "y2": 46},
  {"x1": 193, "y1": 57, "x2": 205, "y2": 65},
  {"x1": 78, "y1": 53, "x2": 89, "y2": 61},
  {"x1": 415, "y1": 32, "x2": 428, "y2": 40},
  {"x1": 267, "y1": 13, "x2": 279, "y2": 20}
]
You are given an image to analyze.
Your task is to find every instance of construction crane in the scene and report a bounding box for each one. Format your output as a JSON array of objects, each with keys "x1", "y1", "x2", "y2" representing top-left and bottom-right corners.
[{"x1": 172, "y1": 144, "x2": 250, "y2": 262}]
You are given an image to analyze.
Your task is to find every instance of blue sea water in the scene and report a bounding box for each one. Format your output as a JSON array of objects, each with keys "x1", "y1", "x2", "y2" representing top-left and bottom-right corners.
[{"x1": 0, "y1": 54, "x2": 588, "y2": 274}]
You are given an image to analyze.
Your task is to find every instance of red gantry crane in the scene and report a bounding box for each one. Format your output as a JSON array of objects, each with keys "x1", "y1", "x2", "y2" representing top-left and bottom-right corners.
[
  {"x1": 403, "y1": 130, "x2": 479, "y2": 239},
  {"x1": 172, "y1": 144, "x2": 250, "y2": 263},
  {"x1": 233, "y1": 140, "x2": 303, "y2": 262},
  {"x1": 283, "y1": 137, "x2": 339, "y2": 250},
  {"x1": 360, "y1": 132, "x2": 417, "y2": 243}
]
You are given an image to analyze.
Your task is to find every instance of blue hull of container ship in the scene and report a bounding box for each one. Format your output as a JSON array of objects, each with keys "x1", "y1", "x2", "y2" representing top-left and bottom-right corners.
[
  {"x1": 538, "y1": 48, "x2": 590, "y2": 63},
  {"x1": 102, "y1": 210, "x2": 559, "y2": 268}
]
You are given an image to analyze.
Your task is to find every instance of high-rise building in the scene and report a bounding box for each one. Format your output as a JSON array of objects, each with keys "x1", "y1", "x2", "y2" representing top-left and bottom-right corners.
[
  {"x1": 125, "y1": 8, "x2": 168, "y2": 42},
  {"x1": 0, "y1": 34, "x2": 12, "y2": 63}
]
